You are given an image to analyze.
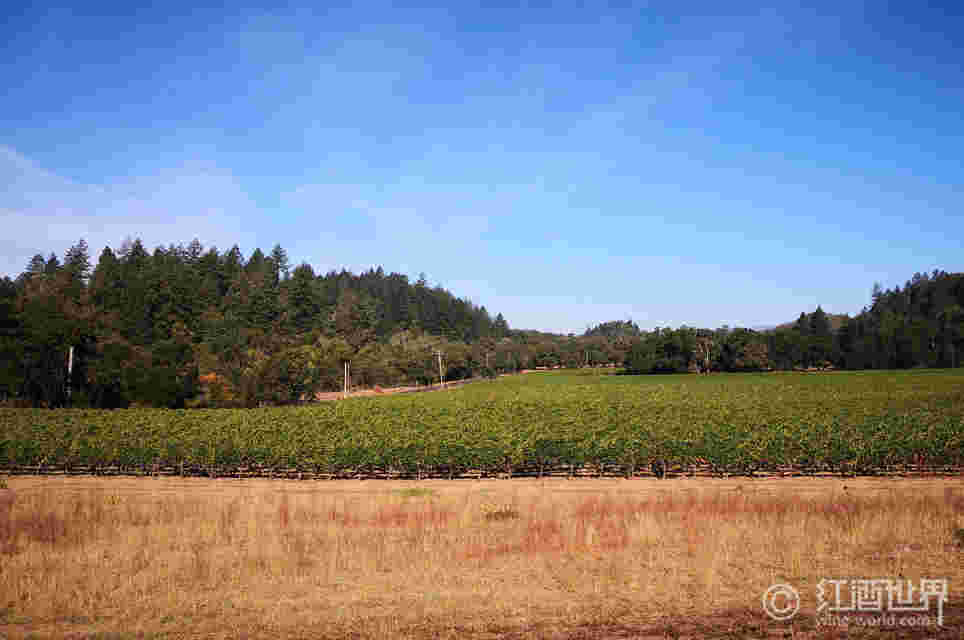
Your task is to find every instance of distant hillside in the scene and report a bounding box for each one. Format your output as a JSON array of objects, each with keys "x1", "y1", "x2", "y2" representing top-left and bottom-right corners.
[
  {"x1": 773, "y1": 312, "x2": 850, "y2": 333},
  {"x1": 583, "y1": 320, "x2": 642, "y2": 339}
]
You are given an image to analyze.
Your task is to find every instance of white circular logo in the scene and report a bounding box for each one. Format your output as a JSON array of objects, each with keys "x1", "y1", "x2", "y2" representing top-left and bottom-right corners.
[{"x1": 762, "y1": 583, "x2": 800, "y2": 621}]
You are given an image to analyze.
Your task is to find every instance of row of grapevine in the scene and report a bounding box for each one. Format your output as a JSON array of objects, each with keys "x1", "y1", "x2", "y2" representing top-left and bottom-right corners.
[{"x1": 2, "y1": 371, "x2": 963, "y2": 477}]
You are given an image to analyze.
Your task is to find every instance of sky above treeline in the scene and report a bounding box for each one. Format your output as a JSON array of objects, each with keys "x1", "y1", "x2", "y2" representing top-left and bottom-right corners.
[{"x1": 1, "y1": 2, "x2": 962, "y2": 333}]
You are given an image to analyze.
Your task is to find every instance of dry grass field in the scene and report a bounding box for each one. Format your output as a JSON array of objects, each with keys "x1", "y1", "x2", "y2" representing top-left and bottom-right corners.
[{"x1": 1, "y1": 475, "x2": 962, "y2": 639}]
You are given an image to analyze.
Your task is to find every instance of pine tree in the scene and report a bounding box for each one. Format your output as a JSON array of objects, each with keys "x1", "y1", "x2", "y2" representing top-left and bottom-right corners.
[
  {"x1": 0, "y1": 275, "x2": 21, "y2": 400},
  {"x1": 186, "y1": 238, "x2": 203, "y2": 265},
  {"x1": 269, "y1": 244, "x2": 290, "y2": 284},
  {"x1": 810, "y1": 306, "x2": 831, "y2": 336},
  {"x1": 246, "y1": 248, "x2": 267, "y2": 275},
  {"x1": 44, "y1": 253, "x2": 61, "y2": 274},
  {"x1": 219, "y1": 245, "x2": 244, "y2": 298},
  {"x1": 196, "y1": 248, "x2": 221, "y2": 309},
  {"x1": 287, "y1": 263, "x2": 319, "y2": 331},
  {"x1": 493, "y1": 313, "x2": 510, "y2": 338},
  {"x1": 90, "y1": 247, "x2": 122, "y2": 309},
  {"x1": 64, "y1": 239, "x2": 92, "y2": 286},
  {"x1": 121, "y1": 239, "x2": 149, "y2": 270},
  {"x1": 26, "y1": 254, "x2": 46, "y2": 276}
]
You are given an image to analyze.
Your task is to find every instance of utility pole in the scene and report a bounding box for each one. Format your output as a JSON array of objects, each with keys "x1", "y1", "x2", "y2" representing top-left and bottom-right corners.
[
  {"x1": 66, "y1": 346, "x2": 74, "y2": 402},
  {"x1": 435, "y1": 350, "x2": 445, "y2": 388},
  {"x1": 343, "y1": 360, "x2": 351, "y2": 398}
]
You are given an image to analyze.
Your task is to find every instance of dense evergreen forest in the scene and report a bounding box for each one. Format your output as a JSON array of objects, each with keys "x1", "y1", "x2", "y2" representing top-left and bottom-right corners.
[
  {"x1": 0, "y1": 238, "x2": 513, "y2": 408},
  {"x1": 620, "y1": 270, "x2": 964, "y2": 375},
  {"x1": 1, "y1": 237, "x2": 961, "y2": 408}
]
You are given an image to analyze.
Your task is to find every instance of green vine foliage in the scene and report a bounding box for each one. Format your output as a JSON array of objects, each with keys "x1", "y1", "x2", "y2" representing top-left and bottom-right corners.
[{"x1": 2, "y1": 370, "x2": 963, "y2": 476}]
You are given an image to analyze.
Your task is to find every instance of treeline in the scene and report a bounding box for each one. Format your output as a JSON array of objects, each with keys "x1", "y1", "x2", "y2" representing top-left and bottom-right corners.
[
  {"x1": 2, "y1": 240, "x2": 961, "y2": 408},
  {"x1": 620, "y1": 270, "x2": 964, "y2": 374},
  {"x1": 0, "y1": 238, "x2": 523, "y2": 408}
]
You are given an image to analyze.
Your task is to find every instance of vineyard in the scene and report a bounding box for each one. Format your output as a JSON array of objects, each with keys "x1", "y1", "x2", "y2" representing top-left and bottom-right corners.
[{"x1": 2, "y1": 369, "x2": 964, "y2": 478}]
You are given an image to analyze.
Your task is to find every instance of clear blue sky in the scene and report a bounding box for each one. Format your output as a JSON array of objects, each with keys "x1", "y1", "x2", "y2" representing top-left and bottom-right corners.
[{"x1": 2, "y1": 2, "x2": 962, "y2": 333}]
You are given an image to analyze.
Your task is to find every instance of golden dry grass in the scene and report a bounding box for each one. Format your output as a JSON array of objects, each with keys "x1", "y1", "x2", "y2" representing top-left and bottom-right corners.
[{"x1": 0, "y1": 475, "x2": 962, "y2": 639}]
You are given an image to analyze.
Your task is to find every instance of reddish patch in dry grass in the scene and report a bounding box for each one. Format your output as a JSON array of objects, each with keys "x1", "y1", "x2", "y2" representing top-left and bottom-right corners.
[{"x1": 369, "y1": 503, "x2": 453, "y2": 528}]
